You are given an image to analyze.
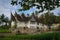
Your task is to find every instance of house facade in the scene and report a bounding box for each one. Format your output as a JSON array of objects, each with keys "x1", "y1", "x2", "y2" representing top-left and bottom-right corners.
[
  {"x1": 11, "y1": 13, "x2": 43, "y2": 28},
  {"x1": 11, "y1": 12, "x2": 49, "y2": 34}
]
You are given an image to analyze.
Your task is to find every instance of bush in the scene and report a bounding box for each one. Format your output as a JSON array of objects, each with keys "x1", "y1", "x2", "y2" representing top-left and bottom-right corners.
[
  {"x1": 0, "y1": 26, "x2": 10, "y2": 29},
  {"x1": 56, "y1": 25, "x2": 60, "y2": 31},
  {"x1": 52, "y1": 25, "x2": 60, "y2": 31}
]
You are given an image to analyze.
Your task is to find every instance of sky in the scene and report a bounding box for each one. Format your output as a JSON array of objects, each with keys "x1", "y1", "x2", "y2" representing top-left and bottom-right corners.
[{"x1": 0, "y1": 0, "x2": 60, "y2": 19}]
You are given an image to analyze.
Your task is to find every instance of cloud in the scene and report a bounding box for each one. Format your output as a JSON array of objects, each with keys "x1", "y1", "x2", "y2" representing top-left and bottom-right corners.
[
  {"x1": 0, "y1": 5, "x2": 10, "y2": 17},
  {"x1": 51, "y1": 7, "x2": 60, "y2": 15},
  {"x1": 0, "y1": 0, "x2": 11, "y2": 18},
  {"x1": 0, "y1": 0, "x2": 17, "y2": 18}
]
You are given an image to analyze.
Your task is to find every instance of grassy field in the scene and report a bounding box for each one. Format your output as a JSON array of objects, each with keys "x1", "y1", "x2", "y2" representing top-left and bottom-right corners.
[
  {"x1": 0, "y1": 32, "x2": 60, "y2": 40},
  {"x1": 0, "y1": 29, "x2": 11, "y2": 33}
]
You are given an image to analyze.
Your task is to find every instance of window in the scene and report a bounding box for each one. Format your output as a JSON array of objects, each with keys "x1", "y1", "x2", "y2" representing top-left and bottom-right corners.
[{"x1": 30, "y1": 21, "x2": 35, "y2": 24}]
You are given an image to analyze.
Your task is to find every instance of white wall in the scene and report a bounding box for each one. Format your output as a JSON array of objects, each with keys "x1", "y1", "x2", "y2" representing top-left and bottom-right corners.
[
  {"x1": 11, "y1": 21, "x2": 48, "y2": 29},
  {"x1": 17, "y1": 21, "x2": 26, "y2": 28},
  {"x1": 27, "y1": 21, "x2": 39, "y2": 28},
  {"x1": 11, "y1": 21, "x2": 15, "y2": 28}
]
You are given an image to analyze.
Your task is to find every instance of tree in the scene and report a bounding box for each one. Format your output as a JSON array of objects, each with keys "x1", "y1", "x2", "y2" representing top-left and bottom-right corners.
[
  {"x1": 55, "y1": 15, "x2": 60, "y2": 24},
  {"x1": 27, "y1": 14, "x2": 29, "y2": 17},
  {"x1": 4, "y1": 17, "x2": 9, "y2": 26},
  {"x1": 39, "y1": 14, "x2": 45, "y2": 25},
  {"x1": 11, "y1": 0, "x2": 60, "y2": 13},
  {"x1": 0, "y1": 14, "x2": 5, "y2": 26},
  {"x1": 0, "y1": 15, "x2": 1, "y2": 24},
  {"x1": 0, "y1": 14, "x2": 10, "y2": 29},
  {"x1": 40, "y1": 12, "x2": 56, "y2": 29}
]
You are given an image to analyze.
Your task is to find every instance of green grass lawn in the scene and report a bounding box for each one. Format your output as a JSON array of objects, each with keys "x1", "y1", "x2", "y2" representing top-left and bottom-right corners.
[
  {"x1": 0, "y1": 32, "x2": 60, "y2": 40},
  {"x1": 0, "y1": 29, "x2": 11, "y2": 33}
]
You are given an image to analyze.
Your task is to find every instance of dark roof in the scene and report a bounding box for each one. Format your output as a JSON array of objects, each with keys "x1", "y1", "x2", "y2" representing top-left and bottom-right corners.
[
  {"x1": 11, "y1": 13, "x2": 39, "y2": 22},
  {"x1": 14, "y1": 13, "x2": 23, "y2": 21},
  {"x1": 11, "y1": 13, "x2": 16, "y2": 21}
]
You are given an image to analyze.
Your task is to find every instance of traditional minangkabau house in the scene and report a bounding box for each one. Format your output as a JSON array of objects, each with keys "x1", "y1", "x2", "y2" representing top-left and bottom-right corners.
[{"x1": 11, "y1": 12, "x2": 48, "y2": 34}]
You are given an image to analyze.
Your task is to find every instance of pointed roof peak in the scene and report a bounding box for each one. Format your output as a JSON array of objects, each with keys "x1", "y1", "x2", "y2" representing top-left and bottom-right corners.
[{"x1": 11, "y1": 12, "x2": 16, "y2": 21}]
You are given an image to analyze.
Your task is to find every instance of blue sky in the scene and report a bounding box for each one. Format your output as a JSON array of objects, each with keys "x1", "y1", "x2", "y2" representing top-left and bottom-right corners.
[{"x1": 0, "y1": 0, "x2": 60, "y2": 18}]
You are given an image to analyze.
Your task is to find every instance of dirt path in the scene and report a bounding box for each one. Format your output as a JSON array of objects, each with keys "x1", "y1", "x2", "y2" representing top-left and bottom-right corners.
[{"x1": 0, "y1": 33, "x2": 11, "y2": 36}]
